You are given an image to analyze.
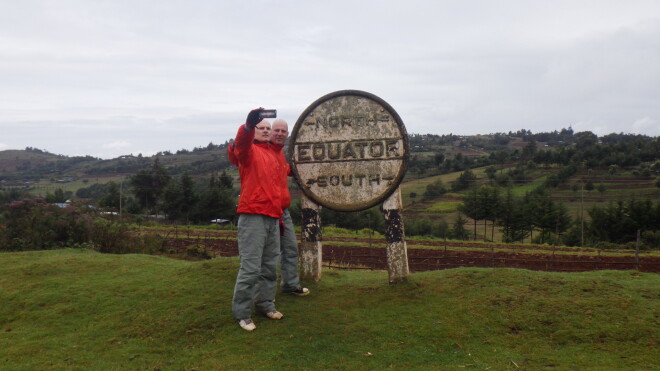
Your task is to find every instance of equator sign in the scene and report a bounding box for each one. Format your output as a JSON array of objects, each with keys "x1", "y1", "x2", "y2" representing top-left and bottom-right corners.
[{"x1": 289, "y1": 90, "x2": 409, "y2": 211}]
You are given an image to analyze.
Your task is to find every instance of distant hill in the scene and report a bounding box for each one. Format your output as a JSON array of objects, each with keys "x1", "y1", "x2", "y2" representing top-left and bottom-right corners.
[
  {"x1": 0, "y1": 142, "x2": 235, "y2": 184},
  {"x1": 1, "y1": 129, "x2": 657, "y2": 191},
  {"x1": 0, "y1": 131, "x2": 560, "y2": 182}
]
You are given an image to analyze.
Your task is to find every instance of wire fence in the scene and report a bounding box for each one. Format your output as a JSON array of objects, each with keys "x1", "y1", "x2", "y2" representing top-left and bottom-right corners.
[
  {"x1": 321, "y1": 244, "x2": 659, "y2": 273},
  {"x1": 154, "y1": 228, "x2": 660, "y2": 273}
]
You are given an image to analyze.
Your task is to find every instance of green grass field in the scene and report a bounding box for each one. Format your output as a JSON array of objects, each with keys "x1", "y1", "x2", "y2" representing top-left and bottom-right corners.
[
  {"x1": 27, "y1": 176, "x2": 128, "y2": 197},
  {"x1": 425, "y1": 201, "x2": 461, "y2": 213},
  {"x1": 1, "y1": 249, "x2": 658, "y2": 370}
]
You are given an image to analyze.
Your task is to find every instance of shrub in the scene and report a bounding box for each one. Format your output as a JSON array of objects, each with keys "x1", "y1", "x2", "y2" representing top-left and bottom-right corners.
[
  {"x1": 1, "y1": 199, "x2": 93, "y2": 251},
  {"x1": 0, "y1": 197, "x2": 163, "y2": 254},
  {"x1": 593, "y1": 241, "x2": 624, "y2": 250},
  {"x1": 406, "y1": 218, "x2": 449, "y2": 238},
  {"x1": 91, "y1": 218, "x2": 163, "y2": 254},
  {"x1": 186, "y1": 244, "x2": 213, "y2": 259},
  {"x1": 641, "y1": 231, "x2": 660, "y2": 251}
]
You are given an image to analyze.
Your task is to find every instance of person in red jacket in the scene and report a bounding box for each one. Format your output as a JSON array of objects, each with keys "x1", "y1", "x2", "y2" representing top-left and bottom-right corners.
[
  {"x1": 270, "y1": 119, "x2": 310, "y2": 297},
  {"x1": 231, "y1": 109, "x2": 284, "y2": 331},
  {"x1": 228, "y1": 119, "x2": 310, "y2": 298}
]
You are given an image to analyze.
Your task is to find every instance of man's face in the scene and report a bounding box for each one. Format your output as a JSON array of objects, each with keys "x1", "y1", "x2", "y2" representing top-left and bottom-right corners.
[
  {"x1": 271, "y1": 120, "x2": 289, "y2": 146},
  {"x1": 254, "y1": 120, "x2": 271, "y2": 142}
]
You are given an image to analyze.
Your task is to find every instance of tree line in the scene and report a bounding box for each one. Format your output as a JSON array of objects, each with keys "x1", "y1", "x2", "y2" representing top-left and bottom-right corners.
[
  {"x1": 71, "y1": 158, "x2": 237, "y2": 224},
  {"x1": 407, "y1": 129, "x2": 658, "y2": 179},
  {"x1": 413, "y1": 174, "x2": 660, "y2": 249}
]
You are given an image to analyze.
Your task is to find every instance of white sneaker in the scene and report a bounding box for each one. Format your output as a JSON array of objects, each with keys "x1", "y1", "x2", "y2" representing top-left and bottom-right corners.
[
  {"x1": 266, "y1": 311, "x2": 283, "y2": 320},
  {"x1": 238, "y1": 318, "x2": 256, "y2": 331},
  {"x1": 285, "y1": 287, "x2": 310, "y2": 296}
]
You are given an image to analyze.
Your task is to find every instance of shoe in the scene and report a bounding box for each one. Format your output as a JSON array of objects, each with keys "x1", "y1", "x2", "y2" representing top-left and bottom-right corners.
[
  {"x1": 266, "y1": 311, "x2": 283, "y2": 320},
  {"x1": 286, "y1": 287, "x2": 310, "y2": 296},
  {"x1": 238, "y1": 318, "x2": 256, "y2": 331}
]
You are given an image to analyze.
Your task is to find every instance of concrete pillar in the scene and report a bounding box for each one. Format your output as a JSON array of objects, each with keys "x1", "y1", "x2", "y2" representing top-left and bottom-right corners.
[
  {"x1": 382, "y1": 187, "x2": 409, "y2": 283},
  {"x1": 300, "y1": 194, "x2": 322, "y2": 282}
]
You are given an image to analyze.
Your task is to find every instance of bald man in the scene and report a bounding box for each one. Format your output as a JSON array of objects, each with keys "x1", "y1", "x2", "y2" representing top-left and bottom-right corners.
[{"x1": 270, "y1": 119, "x2": 309, "y2": 296}]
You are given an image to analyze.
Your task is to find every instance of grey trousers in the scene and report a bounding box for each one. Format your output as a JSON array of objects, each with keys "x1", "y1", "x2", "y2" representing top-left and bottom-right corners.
[
  {"x1": 280, "y1": 208, "x2": 302, "y2": 292},
  {"x1": 232, "y1": 213, "x2": 280, "y2": 320}
]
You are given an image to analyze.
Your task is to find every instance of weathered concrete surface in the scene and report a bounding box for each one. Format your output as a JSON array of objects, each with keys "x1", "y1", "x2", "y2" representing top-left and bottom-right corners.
[
  {"x1": 382, "y1": 188, "x2": 409, "y2": 283},
  {"x1": 291, "y1": 90, "x2": 410, "y2": 283},
  {"x1": 290, "y1": 90, "x2": 409, "y2": 212},
  {"x1": 300, "y1": 194, "x2": 322, "y2": 282}
]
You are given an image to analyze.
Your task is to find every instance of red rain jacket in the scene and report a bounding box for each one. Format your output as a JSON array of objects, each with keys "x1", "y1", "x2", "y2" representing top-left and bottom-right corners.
[
  {"x1": 228, "y1": 133, "x2": 291, "y2": 212},
  {"x1": 270, "y1": 142, "x2": 291, "y2": 210},
  {"x1": 231, "y1": 124, "x2": 285, "y2": 219}
]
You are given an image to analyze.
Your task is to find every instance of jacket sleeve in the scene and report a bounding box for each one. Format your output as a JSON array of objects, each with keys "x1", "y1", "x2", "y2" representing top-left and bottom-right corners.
[
  {"x1": 227, "y1": 143, "x2": 238, "y2": 167},
  {"x1": 234, "y1": 124, "x2": 255, "y2": 166}
]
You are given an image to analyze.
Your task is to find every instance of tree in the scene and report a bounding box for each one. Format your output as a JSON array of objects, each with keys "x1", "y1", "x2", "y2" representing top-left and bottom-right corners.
[
  {"x1": 130, "y1": 158, "x2": 172, "y2": 212},
  {"x1": 219, "y1": 170, "x2": 233, "y2": 189},
  {"x1": 494, "y1": 150, "x2": 509, "y2": 170},
  {"x1": 485, "y1": 166, "x2": 497, "y2": 180},
  {"x1": 585, "y1": 181, "x2": 595, "y2": 191},
  {"x1": 131, "y1": 169, "x2": 156, "y2": 209},
  {"x1": 45, "y1": 188, "x2": 70, "y2": 203},
  {"x1": 451, "y1": 213, "x2": 469, "y2": 240},
  {"x1": 478, "y1": 185, "x2": 501, "y2": 241},
  {"x1": 433, "y1": 152, "x2": 445, "y2": 166},
  {"x1": 524, "y1": 188, "x2": 571, "y2": 244},
  {"x1": 451, "y1": 169, "x2": 477, "y2": 191},
  {"x1": 459, "y1": 188, "x2": 481, "y2": 240},
  {"x1": 523, "y1": 188, "x2": 551, "y2": 242},
  {"x1": 162, "y1": 173, "x2": 198, "y2": 221},
  {"x1": 608, "y1": 164, "x2": 619, "y2": 176},
  {"x1": 498, "y1": 189, "x2": 530, "y2": 243},
  {"x1": 552, "y1": 202, "x2": 572, "y2": 243},
  {"x1": 99, "y1": 181, "x2": 121, "y2": 209},
  {"x1": 423, "y1": 180, "x2": 447, "y2": 200},
  {"x1": 191, "y1": 174, "x2": 236, "y2": 223},
  {"x1": 520, "y1": 139, "x2": 537, "y2": 162},
  {"x1": 76, "y1": 183, "x2": 110, "y2": 201}
]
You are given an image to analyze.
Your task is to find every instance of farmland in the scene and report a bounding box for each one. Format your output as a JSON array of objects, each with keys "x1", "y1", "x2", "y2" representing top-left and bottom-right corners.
[
  {"x1": 142, "y1": 225, "x2": 660, "y2": 273},
  {"x1": 2, "y1": 129, "x2": 659, "y2": 249}
]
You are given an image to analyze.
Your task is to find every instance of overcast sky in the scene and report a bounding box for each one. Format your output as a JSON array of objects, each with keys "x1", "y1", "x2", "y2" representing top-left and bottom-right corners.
[{"x1": 1, "y1": 0, "x2": 659, "y2": 159}]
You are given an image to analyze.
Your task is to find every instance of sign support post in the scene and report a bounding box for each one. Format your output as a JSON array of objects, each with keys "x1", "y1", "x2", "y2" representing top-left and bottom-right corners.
[
  {"x1": 382, "y1": 187, "x2": 409, "y2": 283},
  {"x1": 300, "y1": 194, "x2": 323, "y2": 282}
]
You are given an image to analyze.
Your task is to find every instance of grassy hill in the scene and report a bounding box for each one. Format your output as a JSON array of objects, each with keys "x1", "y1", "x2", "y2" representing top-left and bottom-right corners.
[
  {"x1": 0, "y1": 144, "x2": 238, "y2": 197},
  {"x1": 0, "y1": 144, "x2": 235, "y2": 180},
  {"x1": 1, "y1": 249, "x2": 658, "y2": 370},
  {"x1": 400, "y1": 163, "x2": 659, "y2": 243}
]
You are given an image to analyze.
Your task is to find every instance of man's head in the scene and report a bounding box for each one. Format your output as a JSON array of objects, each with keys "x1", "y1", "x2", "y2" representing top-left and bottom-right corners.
[
  {"x1": 254, "y1": 120, "x2": 271, "y2": 142},
  {"x1": 271, "y1": 119, "x2": 289, "y2": 146}
]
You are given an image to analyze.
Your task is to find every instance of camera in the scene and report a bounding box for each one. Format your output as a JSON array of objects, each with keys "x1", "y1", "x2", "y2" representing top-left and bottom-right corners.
[{"x1": 259, "y1": 109, "x2": 277, "y2": 119}]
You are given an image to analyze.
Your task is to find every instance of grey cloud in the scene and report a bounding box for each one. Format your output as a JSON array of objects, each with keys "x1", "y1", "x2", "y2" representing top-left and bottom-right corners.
[{"x1": 1, "y1": 0, "x2": 658, "y2": 158}]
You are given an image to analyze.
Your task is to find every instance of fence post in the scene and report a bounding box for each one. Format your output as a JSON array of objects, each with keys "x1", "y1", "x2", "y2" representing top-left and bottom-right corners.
[
  {"x1": 490, "y1": 244, "x2": 495, "y2": 267},
  {"x1": 635, "y1": 229, "x2": 640, "y2": 271}
]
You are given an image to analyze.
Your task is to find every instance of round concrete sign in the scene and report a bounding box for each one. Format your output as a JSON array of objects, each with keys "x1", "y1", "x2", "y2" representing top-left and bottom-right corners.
[{"x1": 289, "y1": 90, "x2": 409, "y2": 212}]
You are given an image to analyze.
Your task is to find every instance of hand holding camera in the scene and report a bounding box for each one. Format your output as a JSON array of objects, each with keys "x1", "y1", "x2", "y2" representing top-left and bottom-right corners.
[{"x1": 246, "y1": 108, "x2": 277, "y2": 128}]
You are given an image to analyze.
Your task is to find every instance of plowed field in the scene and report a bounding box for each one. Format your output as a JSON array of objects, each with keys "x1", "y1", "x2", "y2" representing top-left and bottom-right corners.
[{"x1": 151, "y1": 228, "x2": 659, "y2": 273}]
